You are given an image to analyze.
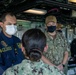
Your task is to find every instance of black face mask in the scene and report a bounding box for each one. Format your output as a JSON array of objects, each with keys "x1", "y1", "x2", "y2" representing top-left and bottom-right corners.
[{"x1": 47, "y1": 26, "x2": 56, "y2": 33}]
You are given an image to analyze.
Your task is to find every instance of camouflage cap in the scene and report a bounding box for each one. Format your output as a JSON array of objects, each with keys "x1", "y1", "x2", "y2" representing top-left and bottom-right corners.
[{"x1": 45, "y1": 16, "x2": 57, "y2": 24}]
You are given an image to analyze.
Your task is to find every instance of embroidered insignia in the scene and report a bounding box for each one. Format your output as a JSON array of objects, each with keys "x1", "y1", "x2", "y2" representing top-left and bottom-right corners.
[{"x1": 1, "y1": 41, "x2": 7, "y2": 47}]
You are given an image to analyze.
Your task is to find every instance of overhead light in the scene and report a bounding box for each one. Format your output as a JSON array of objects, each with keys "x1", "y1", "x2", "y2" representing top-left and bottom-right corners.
[
  {"x1": 69, "y1": 0, "x2": 76, "y2": 3},
  {"x1": 24, "y1": 8, "x2": 47, "y2": 15}
]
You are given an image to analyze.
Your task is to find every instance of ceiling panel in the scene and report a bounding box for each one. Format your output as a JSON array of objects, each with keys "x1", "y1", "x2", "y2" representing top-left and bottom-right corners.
[{"x1": 0, "y1": 0, "x2": 76, "y2": 25}]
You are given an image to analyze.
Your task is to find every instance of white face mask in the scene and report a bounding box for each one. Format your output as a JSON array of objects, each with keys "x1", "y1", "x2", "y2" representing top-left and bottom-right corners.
[{"x1": 5, "y1": 25, "x2": 17, "y2": 35}]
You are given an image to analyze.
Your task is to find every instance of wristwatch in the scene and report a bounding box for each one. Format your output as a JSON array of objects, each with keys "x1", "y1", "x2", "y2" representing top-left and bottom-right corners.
[{"x1": 62, "y1": 64, "x2": 65, "y2": 67}]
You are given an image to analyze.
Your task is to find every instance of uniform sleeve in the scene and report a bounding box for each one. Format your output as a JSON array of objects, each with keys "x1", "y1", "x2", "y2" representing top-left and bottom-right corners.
[
  {"x1": 0, "y1": 39, "x2": 7, "y2": 73},
  {"x1": 48, "y1": 66, "x2": 65, "y2": 75},
  {"x1": 60, "y1": 33, "x2": 70, "y2": 51},
  {"x1": 43, "y1": 64, "x2": 65, "y2": 75},
  {"x1": 60, "y1": 33, "x2": 71, "y2": 57},
  {"x1": 2, "y1": 68, "x2": 14, "y2": 75}
]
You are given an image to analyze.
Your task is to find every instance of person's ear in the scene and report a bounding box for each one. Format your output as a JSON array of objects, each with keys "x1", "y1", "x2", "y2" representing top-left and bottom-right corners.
[
  {"x1": 0, "y1": 22, "x2": 3, "y2": 28},
  {"x1": 44, "y1": 44, "x2": 48, "y2": 52},
  {"x1": 45, "y1": 25, "x2": 47, "y2": 29},
  {"x1": 21, "y1": 44, "x2": 25, "y2": 53}
]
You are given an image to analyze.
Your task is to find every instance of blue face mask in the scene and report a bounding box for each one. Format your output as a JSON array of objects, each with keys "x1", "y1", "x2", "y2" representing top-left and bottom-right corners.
[{"x1": 47, "y1": 26, "x2": 56, "y2": 33}]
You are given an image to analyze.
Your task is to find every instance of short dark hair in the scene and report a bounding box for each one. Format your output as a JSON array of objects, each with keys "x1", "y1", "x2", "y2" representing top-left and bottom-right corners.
[
  {"x1": 1, "y1": 12, "x2": 16, "y2": 22},
  {"x1": 22, "y1": 28, "x2": 46, "y2": 61}
]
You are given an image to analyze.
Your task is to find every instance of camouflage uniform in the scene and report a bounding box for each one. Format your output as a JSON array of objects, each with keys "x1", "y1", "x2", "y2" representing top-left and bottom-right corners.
[
  {"x1": 43, "y1": 31, "x2": 70, "y2": 74},
  {"x1": 3, "y1": 59, "x2": 65, "y2": 75}
]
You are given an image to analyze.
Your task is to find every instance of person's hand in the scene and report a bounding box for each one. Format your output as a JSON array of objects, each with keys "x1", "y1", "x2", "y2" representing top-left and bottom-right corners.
[{"x1": 57, "y1": 64, "x2": 64, "y2": 71}]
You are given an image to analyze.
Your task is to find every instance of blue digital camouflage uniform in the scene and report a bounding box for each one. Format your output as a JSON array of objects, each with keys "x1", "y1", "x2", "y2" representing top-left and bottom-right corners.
[
  {"x1": 43, "y1": 31, "x2": 70, "y2": 74},
  {"x1": 3, "y1": 59, "x2": 65, "y2": 75},
  {"x1": 0, "y1": 31, "x2": 25, "y2": 75}
]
